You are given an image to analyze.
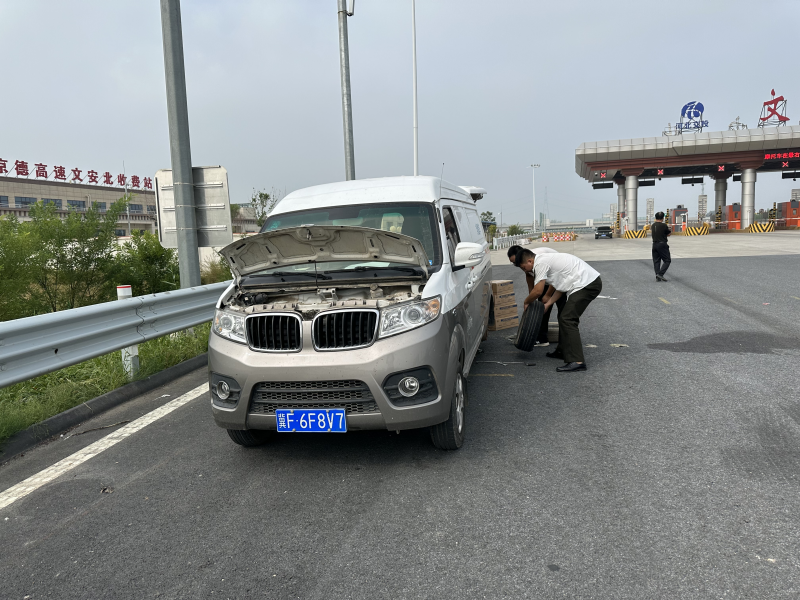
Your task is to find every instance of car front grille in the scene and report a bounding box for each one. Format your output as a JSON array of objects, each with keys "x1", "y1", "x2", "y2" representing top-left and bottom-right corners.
[
  {"x1": 246, "y1": 313, "x2": 302, "y2": 352},
  {"x1": 249, "y1": 380, "x2": 380, "y2": 415},
  {"x1": 312, "y1": 310, "x2": 378, "y2": 350}
]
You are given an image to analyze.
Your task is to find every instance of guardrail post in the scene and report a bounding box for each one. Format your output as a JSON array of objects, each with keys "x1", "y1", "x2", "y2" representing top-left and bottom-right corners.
[{"x1": 117, "y1": 285, "x2": 140, "y2": 378}]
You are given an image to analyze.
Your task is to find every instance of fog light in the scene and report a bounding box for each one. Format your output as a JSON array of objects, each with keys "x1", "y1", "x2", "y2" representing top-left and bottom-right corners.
[
  {"x1": 398, "y1": 377, "x2": 420, "y2": 397},
  {"x1": 217, "y1": 380, "x2": 231, "y2": 400}
]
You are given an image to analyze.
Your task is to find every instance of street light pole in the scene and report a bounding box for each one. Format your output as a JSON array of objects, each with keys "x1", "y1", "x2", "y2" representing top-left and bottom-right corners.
[
  {"x1": 411, "y1": 0, "x2": 419, "y2": 176},
  {"x1": 530, "y1": 164, "x2": 540, "y2": 234},
  {"x1": 337, "y1": 0, "x2": 356, "y2": 181},
  {"x1": 159, "y1": 0, "x2": 201, "y2": 288}
]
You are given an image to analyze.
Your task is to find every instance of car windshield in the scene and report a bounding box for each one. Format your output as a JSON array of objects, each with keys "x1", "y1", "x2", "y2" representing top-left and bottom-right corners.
[{"x1": 261, "y1": 202, "x2": 441, "y2": 268}]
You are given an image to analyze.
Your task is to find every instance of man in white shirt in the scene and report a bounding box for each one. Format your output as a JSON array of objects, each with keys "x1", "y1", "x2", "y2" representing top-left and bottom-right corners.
[
  {"x1": 506, "y1": 245, "x2": 561, "y2": 346},
  {"x1": 515, "y1": 249, "x2": 602, "y2": 372}
]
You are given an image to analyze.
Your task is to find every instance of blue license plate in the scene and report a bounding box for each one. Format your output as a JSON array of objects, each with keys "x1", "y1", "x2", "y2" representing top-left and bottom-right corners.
[{"x1": 276, "y1": 409, "x2": 347, "y2": 433}]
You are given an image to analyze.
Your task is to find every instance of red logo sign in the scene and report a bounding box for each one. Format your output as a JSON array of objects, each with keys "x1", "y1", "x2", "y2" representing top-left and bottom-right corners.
[{"x1": 761, "y1": 89, "x2": 790, "y2": 124}]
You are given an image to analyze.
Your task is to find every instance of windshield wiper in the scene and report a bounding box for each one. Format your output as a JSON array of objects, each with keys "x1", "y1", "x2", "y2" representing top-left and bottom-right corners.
[
  {"x1": 323, "y1": 266, "x2": 423, "y2": 275},
  {"x1": 249, "y1": 271, "x2": 332, "y2": 280}
]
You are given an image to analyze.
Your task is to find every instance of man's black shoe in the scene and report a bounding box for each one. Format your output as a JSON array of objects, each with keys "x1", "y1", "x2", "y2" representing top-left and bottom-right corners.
[
  {"x1": 545, "y1": 350, "x2": 564, "y2": 359},
  {"x1": 656, "y1": 275, "x2": 669, "y2": 282},
  {"x1": 556, "y1": 362, "x2": 587, "y2": 372}
]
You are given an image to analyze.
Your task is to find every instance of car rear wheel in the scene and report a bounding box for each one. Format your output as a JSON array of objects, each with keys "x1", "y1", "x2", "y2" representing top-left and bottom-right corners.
[
  {"x1": 430, "y1": 364, "x2": 467, "y2": 450},
  {"x1": 227, "y1": 429, "x2": 273, "y2": 447}
]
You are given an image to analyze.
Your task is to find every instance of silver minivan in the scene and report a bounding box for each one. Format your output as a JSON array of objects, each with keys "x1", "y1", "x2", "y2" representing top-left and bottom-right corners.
[{"x1": 209, "y1": 176, "x2": 491, "y2": 450}]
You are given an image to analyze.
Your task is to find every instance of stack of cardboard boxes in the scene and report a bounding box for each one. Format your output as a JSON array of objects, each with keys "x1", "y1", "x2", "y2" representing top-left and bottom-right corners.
[{"x1": 488, "y1": 280, "x2": 519, "y2": 331}]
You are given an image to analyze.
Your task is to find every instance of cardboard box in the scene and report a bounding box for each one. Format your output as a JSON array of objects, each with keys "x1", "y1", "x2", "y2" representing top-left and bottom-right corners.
[
  {"x1": 492, "y1": 303, "x2": 519, "y2": 320},
  {"x1": 487, "y1": 314, "x2": 519, "y2": 331},
  {"x1": 493, "y1": 290, "x2": 517, "y2": 308},
  {"x1": 491, "y1": 280, "x2": 514, "y2": 294}
]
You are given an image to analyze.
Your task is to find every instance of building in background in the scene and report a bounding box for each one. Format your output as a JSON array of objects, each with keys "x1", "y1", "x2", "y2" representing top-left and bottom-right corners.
[
  {"x1": 0, "y1": 175, "x2": 156, "y2": 236},
  {"x1": 610, "y1": 203, "x2": 617, "y2": 216},
  {"x1": 646, "y1": 198, "x2": 654, "y2": 224},
  {"x1": 698, "y1": 194, "x2": 708, "y2": 221},
  {"x1": 669, "y1": 204, "x2": 689, "y2": 232}
]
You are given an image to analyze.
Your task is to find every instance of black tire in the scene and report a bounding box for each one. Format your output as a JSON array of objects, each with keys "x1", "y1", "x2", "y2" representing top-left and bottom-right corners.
[
  {"x1": 430, "y1": 364, "x2": 467, "y2": 451},
  {"x1": 514, "y1": 302, "x2": 545, "y2": 352},
  {"x1": 227, "y1": 428, "x2": 273, "y2": 447}
]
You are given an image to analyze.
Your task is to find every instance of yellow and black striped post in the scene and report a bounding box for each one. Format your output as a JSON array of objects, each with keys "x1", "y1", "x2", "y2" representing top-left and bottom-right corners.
[
  {"x1": 684, "y1": 224, "x2": 710, "y2": 236},
  {"x1": 747, "y1": 222, "x2": 775, "y2": 233},
  {"x1": 623, "y1": 229, "x2": 648, "y2": 239},
  {"x1": 715, "y1": 205, "x2": 722, "y2": 228}
]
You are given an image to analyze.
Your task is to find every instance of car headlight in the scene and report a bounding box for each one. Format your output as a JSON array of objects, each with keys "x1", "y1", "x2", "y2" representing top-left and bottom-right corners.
[
  {"x1": 379, "y1": 296, "x2": 441, "y2": 339},
  {"x1": 212, "y1": 308, "x2": 247, "y2": 344}
]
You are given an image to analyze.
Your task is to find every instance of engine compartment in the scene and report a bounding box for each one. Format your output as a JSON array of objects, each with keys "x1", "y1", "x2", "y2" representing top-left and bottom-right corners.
[{"x1": 226, "y1": 283, "x2": 423, "y2": 320}]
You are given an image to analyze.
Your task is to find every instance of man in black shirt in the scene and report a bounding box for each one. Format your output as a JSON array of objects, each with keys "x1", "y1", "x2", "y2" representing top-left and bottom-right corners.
[{"x1": 651, "y1": 211, "x2": 671, "y2": 282}]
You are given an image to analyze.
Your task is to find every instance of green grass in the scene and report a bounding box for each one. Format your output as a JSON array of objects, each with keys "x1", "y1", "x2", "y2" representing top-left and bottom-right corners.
[{"x1": 0, "y1": 322, "x2": 211, "y2": 448}]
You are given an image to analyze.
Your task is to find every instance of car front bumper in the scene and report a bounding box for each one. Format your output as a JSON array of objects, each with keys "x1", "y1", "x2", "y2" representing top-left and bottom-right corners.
[{"x1": 208, "y1": 313, "x2": 458, "y2": 432}]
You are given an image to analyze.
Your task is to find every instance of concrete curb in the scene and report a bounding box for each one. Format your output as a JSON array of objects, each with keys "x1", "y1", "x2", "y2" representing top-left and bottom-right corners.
[{"x1": 0, "y1": 353, "x2": 208, "y2": 464}]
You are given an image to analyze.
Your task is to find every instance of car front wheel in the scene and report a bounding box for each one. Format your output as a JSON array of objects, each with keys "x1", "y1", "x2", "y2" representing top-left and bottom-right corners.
[
  {"x1": 430, "y1": 364, "x2": 467, "y2": 450},
  {"x1": 227, "y1": 429, "x2": 273, "y2": 447}
]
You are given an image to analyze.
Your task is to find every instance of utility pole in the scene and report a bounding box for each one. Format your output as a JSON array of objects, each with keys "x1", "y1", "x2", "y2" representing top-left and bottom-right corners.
[
  {"x1": 159, "y1": 0, "x2": 201, "y2": 288},
  {"x1": 337, "y1": 0, "x2": 356, "y2": 180},
  {"x1": 411, "y1": 0, "x2": 419, "y2": 176},
  {"x1": 529, "y1": 164, "x2": 540, "y2": 234}
]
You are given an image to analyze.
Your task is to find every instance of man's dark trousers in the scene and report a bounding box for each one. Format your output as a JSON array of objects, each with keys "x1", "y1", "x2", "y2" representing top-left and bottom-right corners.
[
  {"x1": 556, "y1": 277, "x2": 602, "y2": 363},
  {"x1": 538, "y1": 284, "x2": 566, "y2": 344},
  {"x1": 653, "y1": 242, "x2": 671, "y2": 277}
]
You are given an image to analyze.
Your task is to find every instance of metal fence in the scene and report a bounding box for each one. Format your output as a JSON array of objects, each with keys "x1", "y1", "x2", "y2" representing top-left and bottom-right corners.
[
  {"x1": 0, "y1": 281, "x2": 231, "y2": 390},
  {"x1": 492, "y1": 234, "x2": 535, "y2": 250}
]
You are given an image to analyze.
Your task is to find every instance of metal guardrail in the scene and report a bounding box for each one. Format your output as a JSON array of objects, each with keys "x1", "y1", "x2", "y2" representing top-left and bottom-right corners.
[
  {"x1": 0, "y1": 281, "x2": 231, "y2": 389},
  {"x1": 492, "y1": 234, "x2": 534, "y2": 250}
]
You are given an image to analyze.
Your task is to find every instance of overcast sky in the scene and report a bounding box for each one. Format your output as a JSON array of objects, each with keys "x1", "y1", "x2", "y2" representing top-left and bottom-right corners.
[{"x1": 2, "y1": 0, "x2": 799, "y2": 225}]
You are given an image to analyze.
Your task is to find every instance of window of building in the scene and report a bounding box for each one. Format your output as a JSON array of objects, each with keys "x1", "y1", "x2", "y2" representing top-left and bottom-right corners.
[
  {"x1": 115, "y1": 229, "x2": 127, "y2": 237},
  {"x1": 42, "y1": 198, "x2": 63, "y2": 209},
  {"x1": 147, "y1": 204, "x2": 156, "y2": 213},
  {"x1": 0, "y1": 196, "x2": 8, "y2": 207},
  {"x1": 93, "y1": 202, "x2": 107, "y2": 212},
  {"x1": 15, "y1": 197, "x2": 37, "y2": 207},
  {"x1": 68, "y1": 200, "x2": 86, "y2": 211},
  {"x1": 129, "y1": 204, "x2": 143, "y2": 213}
]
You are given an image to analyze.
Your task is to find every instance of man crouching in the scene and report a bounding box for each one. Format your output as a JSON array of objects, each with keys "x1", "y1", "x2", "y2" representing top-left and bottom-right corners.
[{"x1": 515, "y1": 249, "x2": 602, "y2": 372}]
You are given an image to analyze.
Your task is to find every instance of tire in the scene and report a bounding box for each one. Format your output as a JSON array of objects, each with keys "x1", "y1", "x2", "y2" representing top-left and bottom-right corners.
[
  {"x1": 430, "y1": 364, "x2": 467, "y2": 450},
  {"x1": 514, "y1": 302, "x2": 545, "y2": 352},
  {"x1": 227, "y1": 428, "x2": 273, "y2": 447}
]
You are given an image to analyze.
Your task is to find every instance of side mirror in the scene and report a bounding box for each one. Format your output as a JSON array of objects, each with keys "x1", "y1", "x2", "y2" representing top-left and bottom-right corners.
[{"x1": 453, "y1": 242, "x2": 484, "y2": 269}]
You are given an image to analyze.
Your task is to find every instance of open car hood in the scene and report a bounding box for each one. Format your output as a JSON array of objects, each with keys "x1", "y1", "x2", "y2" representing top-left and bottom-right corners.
[{"x1": 219, "y1": 226, "x2": 430, "y2": 283}]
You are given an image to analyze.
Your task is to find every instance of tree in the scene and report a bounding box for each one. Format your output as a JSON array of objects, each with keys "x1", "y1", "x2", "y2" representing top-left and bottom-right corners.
[
  {"x1": 487, "y1": 224, "x2": 497, "y2": 240},
  {"x1": 507, "y1": 224, "x2": 524, "y2": 236},
  {"x1": 116, "y1": 231, "x2": 180, "y2": 295},
  {"x1": 230, "y1": 203, "x2": 241, "y2": 221},
  {"x1": 26, "y1": 196, "x2": 129, "y2": 312},
  {"x1": 0, "y1": 215, "x2": 39, "y2": 321},
  {"x1": 480, "y1": 211, "x2": 496, "y2": 223},
  {"x1": 251, "y1": 189, "x2": 279, "y2": 227}
]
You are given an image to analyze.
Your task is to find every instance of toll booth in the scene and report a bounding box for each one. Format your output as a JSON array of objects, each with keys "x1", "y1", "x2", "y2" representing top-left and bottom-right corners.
[
  {"x1": 723, "y1": 203, "x2": 742, "y2": 229},
  {"x1": 777, "y1": 200, "x2": 800, "y2": 227},
  {"x1": 669, "y1": 204, "x2": 689, "y2": 232}
]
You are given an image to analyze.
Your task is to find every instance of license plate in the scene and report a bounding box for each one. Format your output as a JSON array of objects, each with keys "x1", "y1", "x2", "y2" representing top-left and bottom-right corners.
[{"x1": 275, "y1": 409, "x2": 347, "y2": 433}]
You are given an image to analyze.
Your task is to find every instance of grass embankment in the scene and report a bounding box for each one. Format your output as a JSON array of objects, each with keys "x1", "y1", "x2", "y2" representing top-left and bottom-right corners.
[{"x1": 0, "y1": 323, "x2": 211, "y2": 448}]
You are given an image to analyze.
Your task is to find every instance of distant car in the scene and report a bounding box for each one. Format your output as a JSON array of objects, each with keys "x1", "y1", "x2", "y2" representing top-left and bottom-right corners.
[{"x1": 595, "y1": 226, "x2": 613, "y2": 239}]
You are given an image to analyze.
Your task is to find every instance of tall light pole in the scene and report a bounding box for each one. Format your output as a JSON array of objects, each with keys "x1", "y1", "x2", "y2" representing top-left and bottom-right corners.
[
  {"x1": 337, "y1": 0, "x2": 356, "y2": 181},
  {"x1": 411, "y1": 0, "x2": 419, "y2": 176},
  {"x1": 160, "y1": 0, "x2": 201, "y2": 288},
  {"x1": 529, "y1": 164, "x2": 540, "y2": 234}
]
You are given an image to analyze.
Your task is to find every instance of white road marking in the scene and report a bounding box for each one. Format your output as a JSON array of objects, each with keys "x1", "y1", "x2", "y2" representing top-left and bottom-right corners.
[{"x1": 0, "y1": 383, "x2": 208, "y2": 512}]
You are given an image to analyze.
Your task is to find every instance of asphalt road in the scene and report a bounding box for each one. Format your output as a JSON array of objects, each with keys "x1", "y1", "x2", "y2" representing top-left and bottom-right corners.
[{"x1": 2, "y1": 253, "x2": 800, "y2": 599}]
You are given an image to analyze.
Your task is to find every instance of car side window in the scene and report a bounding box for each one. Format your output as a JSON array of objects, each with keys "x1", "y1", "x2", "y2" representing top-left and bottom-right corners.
[{"x1": 441, "y1": 207, "x2": 461, "y2": 263}]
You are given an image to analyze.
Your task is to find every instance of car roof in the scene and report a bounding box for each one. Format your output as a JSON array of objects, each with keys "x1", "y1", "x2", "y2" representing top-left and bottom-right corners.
[{"x1": 270, "y1": 176, "x2": 474, "y2": 216}]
